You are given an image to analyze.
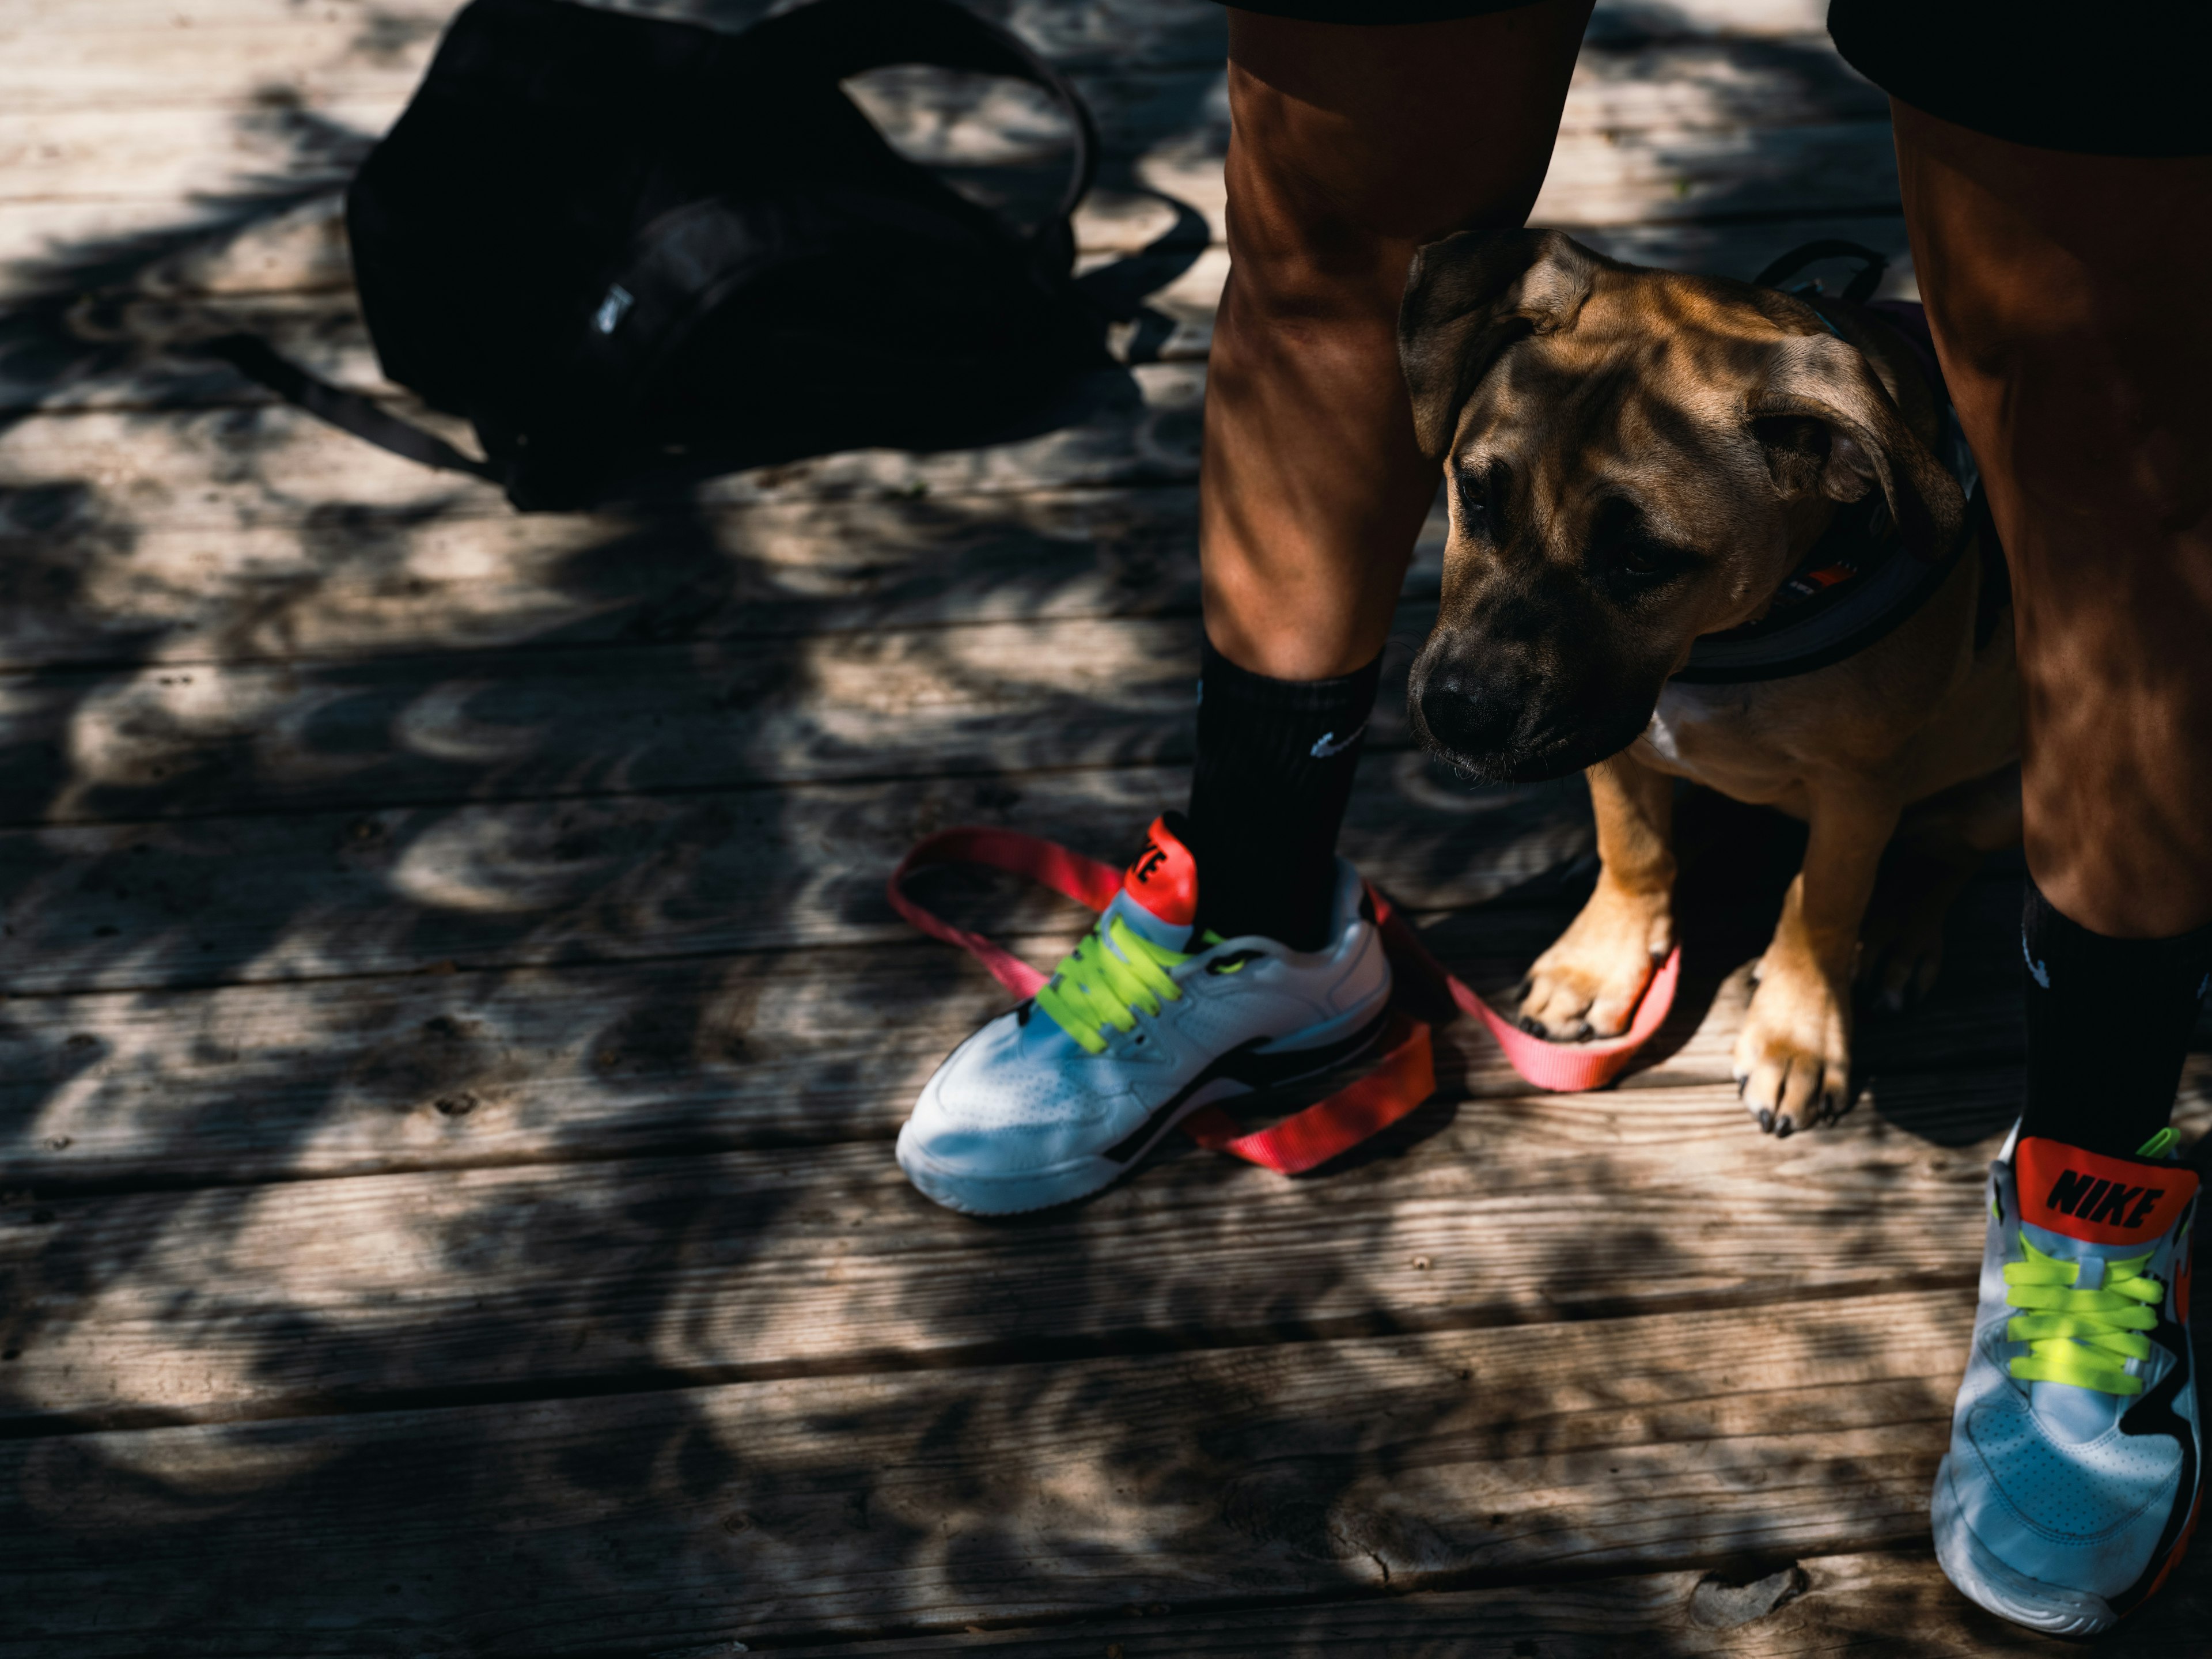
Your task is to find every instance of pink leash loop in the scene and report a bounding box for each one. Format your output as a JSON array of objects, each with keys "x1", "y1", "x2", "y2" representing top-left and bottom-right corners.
[
  {"x1": 1371, "y1": 888, "x2": 1681, "y2": 1094},
  {"x1": 1179, "y1": 1011, "x2": 1436, "y2": 1175},
  {"x1": 886, "y1": 826, "x2": 1122, "y2": 999}
]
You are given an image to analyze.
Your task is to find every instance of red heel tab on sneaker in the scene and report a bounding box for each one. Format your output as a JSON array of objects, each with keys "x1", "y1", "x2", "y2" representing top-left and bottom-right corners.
[
  {"x1": 2017, "y1": 1137, "x2": 2198, "y2": 1246},
  {"x1": 1123, "y1": 816, "x2": 1199, "y2": 927}
]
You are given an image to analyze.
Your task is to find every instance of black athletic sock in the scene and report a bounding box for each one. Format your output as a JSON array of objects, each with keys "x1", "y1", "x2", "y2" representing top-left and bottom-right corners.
[
  {"x1": 1184, "y1": 638, "x2": 1382, "y2": 951},
  {"x1": 2018, "y1": 876, "x2": 2212, "y2": 1158}
]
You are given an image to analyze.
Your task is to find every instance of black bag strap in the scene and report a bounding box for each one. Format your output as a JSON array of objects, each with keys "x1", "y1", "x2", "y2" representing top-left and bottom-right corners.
[
  {"x1": 744, "y1": 0, "x2": 1098, "y2": 271},
  {"x1": 203, "y1": 333, "x2": 499, "y2": 482}
]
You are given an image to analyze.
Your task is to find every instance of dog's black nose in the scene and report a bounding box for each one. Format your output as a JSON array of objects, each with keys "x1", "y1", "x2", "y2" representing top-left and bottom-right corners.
[{"x1": 1419, "y1": 676, "x2": 1521, "y2": 760}]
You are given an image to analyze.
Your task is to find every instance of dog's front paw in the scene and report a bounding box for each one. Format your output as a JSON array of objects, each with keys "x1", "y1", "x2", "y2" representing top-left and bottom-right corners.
[
  {"x1": 1733, "y1": 955, "x2": 1851, "y2": 1135},
  {"x1": 1518, "y1": 885, "x2": 1673, "y2": 1041}
]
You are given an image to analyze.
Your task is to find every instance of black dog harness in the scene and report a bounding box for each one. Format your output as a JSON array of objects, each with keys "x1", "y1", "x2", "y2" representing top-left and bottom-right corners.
[{"x1": 1673, "y1": 243, "x2": 2009, "y2": 685}]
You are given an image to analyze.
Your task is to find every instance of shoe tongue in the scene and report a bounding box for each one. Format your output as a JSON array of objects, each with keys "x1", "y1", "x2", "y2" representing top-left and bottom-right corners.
[
  {"x1": 2011, "y1": 1137, "x2": 2195, "y2": 1440},
  {"x1": 1117, "y1": 814, "x2": 1200, "y2": 942},
  {"x1": 2015, "y1": 1137, "x2": 2196, "y2": 1250}
]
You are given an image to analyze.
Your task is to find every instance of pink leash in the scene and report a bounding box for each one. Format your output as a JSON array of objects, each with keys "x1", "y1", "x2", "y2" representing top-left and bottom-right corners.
[{"x1": 887, "y1": 827, "x2": 1680, "y2": 1175}]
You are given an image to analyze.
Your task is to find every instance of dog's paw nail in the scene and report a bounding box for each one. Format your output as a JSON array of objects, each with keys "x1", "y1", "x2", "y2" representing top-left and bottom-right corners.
[
  {"x1": 1775, "y1": 1114, "x2": 1796, "y2": 1138},
  {"x1": 1756, "y1": 1108, "x2": 1774, "y2": 1132}
]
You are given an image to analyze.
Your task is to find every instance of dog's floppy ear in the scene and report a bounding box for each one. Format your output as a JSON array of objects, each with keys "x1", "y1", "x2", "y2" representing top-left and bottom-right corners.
[
  {"x1": 1748, "y1": 331, "x2": 1965, "y2": 561},
  {"x1": 1399, "y1": 228, "x2": 1599, "y2": 461}
]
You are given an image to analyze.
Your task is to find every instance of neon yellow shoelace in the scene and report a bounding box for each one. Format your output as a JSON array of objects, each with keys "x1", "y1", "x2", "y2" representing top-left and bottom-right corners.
[
  {"x1": 1033, "y1": 914, "x2": 1190, "y2": 1055},
  {"x1": 2005, "y1": 1236, "x2": 2162, "y2": 1396}
]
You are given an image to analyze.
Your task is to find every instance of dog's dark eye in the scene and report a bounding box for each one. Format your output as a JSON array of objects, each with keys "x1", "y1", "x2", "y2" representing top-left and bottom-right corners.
[
  {"x1": 1589, "y1": 499, "x2": 1692, "y2": 589},
  {"x1": 1454, "y1": 461, "x2": 1508, "y2": 543},
  {"x1": 1455, "y1": 474, "x2": 1488, "y2": 531}
]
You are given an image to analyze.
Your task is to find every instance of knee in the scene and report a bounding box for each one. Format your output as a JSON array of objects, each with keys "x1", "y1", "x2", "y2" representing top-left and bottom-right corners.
[
  {"x1": 1225, "y1": 194, "x2": 1413, "y2": 331},
  {"x1": 1221, "y1": 132, "x2": 1428, "y2": 326},
  {"x1": 1937, "y1": 308, "x2": 2212, "y2": 533},
  {"x1": 1219, "y1": 71, "x2": 1545, "y2": 328}
]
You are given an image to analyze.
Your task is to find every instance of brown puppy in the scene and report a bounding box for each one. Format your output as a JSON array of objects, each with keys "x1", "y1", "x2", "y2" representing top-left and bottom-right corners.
[{"x1": 1398, "y1": 229, "x2": 2020, "y2": 1134}]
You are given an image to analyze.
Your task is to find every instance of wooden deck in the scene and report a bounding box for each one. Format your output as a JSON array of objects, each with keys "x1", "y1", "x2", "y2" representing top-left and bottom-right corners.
[{"x1": 1, "y1": 2, "x2": 2206, "y2": 1653}]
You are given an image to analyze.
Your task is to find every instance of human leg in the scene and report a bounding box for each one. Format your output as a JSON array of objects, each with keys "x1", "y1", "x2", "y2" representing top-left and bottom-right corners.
[
  {"x1": 1895, "y1": 107, "x2": 2212, "y2": 1153},
  {"x1": 896, "y1": 4, "x2": 1589, "y2": 1211},
  {"x1": 1190, "y1": 1, "x2": 1590, "y2": 948},
  {"x1": 1887, "y1": 101, "x2": 2212, "y2": 1633},
  {"x1": 1201, "y1": 1, "x2": 1590, "y2": 679}
]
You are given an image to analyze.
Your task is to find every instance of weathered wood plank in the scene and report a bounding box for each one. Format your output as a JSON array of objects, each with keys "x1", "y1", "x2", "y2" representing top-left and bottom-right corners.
[
  {"x1": 0, "y1": 0, "x2": 1841, "y2": 117},
  {"x1": 0, "y1": 1291, "x2": 1990, "y2": 1653},
  {"x1": 0, "y1": 362, "x2": 1206, "y2": 519},
  {"x1": 2, "y1": 112, "x2": 1897, "y2": 304},
  {"x1": 0, "y1": 5, "x2": 450, "y2": 115},
  {"x1": 1533, "y1": 119, "x2": 1899, "y2": 230},
  {"x1": 0, "y1": 0, "x2": 1225, "y2": 111},
  {"x1": 0, "y1": 483, "x2": 1241, "y2": 669},
  {"x1": 0, "y1": 190, "x2": 358, "y2": 313},
  {"x1": 0, "y1": 44, "x2": 1884, "y2": 207},
  {"x1": 2, "y1": 0, "x2": 1817, "y2": 36},
  {"x1": 0, "y1": 759, "x2": 1591, "y2": 994},
  {"x1": 760, "y1": 1550, "x2": 2211, "y2": 1658},
  {"x1": 0, "y1": 38, "x2": 1893, "y2": 298},
  {"x1": 3, "y1": 863, "x2": 2105, "y2": 1187},
  {"x1": 846, "y1": 37, "x2": 1887, "y2": 175},
  {"x1": 0, "y1": 608, "x2": 1380, "y2": 823},
  {"x1": 0, "y1": 103, "x2": 388, "y2": 207},
  {"x1": 1, "y1": 206, "x2": 1912, "y2": 424},
  {"x1": 16, "y1": 1089, "x2": 2178, "y2": 1426},
  {"x1": 0, "y1": 798, "x2": 2074, "y2": 1188}
]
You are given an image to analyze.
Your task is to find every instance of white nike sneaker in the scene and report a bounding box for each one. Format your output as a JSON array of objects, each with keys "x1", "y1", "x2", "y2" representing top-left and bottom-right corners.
[
  {"x1": 896, "y1": 813, "x2": 1393, "y2": 1215},
  {"x1": 1933, "y1": 1124, "x2": 2202, "y2": 1635}
]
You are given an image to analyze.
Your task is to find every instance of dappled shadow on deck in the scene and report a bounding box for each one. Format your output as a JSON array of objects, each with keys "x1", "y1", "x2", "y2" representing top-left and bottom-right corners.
[{"x1": 3, "y1": 5, "x2": 2205, "y2": 1655}]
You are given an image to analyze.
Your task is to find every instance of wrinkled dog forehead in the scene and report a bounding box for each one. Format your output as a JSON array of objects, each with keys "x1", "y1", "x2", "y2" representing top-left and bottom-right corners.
[
  {"x1": 1440, "y1": 310, "x2": 1782, "y2": 553},
  {"x1": 1449, "y1": 266, "x2": 1794, "y2": 429},
  {"x1": 1403, "y1": 230, "x2": 1797, "y2": 452},
  {"x1": 1400, "y1": 227, "x2": 1965, "y2": 565}
]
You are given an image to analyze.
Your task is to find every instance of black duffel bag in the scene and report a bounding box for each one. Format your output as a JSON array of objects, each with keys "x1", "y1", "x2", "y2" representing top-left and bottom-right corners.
[{"x1": 224, "y1": 0, "x2": 1108, "y2": 510}]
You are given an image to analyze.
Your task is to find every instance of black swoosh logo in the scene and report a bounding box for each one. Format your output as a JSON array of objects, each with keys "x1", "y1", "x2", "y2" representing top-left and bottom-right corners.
[{"x1": 1099, "y1": 1008, "x2": 1391, "y2": 1165}]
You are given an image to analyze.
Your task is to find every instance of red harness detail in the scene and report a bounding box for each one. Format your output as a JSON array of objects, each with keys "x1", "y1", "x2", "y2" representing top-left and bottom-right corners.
[{"x1": 888, "y1": 827, "x2": 1681, "y2": 1176}]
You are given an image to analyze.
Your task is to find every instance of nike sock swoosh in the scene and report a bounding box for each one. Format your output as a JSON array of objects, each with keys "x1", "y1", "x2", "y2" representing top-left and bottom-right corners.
[{"x1": 1185, "y1": 638, "x2": 1382, "y2": 951}]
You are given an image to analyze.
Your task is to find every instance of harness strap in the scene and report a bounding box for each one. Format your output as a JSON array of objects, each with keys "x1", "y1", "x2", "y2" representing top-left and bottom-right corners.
[
  {"x1": 888, "y1": 827, "x2": 1680, "y2": 1176},
  {"x1": 1753, "y1": 239, "x2": 1889, "y2": 305}
]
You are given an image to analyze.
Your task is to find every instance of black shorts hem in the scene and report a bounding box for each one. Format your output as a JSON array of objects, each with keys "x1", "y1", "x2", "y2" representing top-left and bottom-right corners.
[{"x1": 1829, "y1": 0, "x2": 2212, "y2": 157}]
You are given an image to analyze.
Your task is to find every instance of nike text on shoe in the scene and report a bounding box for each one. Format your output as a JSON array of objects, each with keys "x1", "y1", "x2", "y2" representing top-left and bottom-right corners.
[
  {"x1": 1932, "y1": 1126, "x2": 2202, "y2": 1635},
  {"x1": 896, "y1": 814, "x2": 1393, "y2": 1215}
]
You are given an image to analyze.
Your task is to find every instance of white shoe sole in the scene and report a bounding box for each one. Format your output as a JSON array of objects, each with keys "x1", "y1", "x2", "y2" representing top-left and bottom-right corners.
[
  {"x1": 897, "y1": 1073, "x2": 1245, "y2": 1217},
  {"x1": 897, "y1": 1003, "x2": 1391, "y2": 1217},
  {"x1": 1931, "y1": 1453, "x2": 2120, "y2": 1637}
]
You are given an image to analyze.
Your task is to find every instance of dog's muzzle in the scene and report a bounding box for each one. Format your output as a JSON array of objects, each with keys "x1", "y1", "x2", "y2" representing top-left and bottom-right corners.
[{"x1": 1410, "y1": 651, "x2": 1660, "y2": 785}]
